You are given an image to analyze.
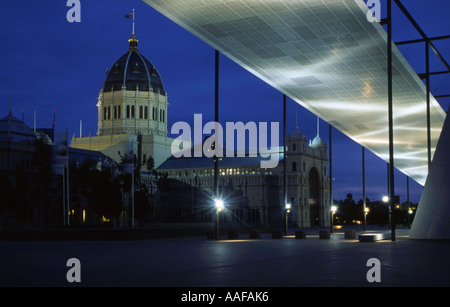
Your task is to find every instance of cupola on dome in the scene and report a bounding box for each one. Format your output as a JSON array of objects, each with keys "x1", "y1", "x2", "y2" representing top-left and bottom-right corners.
[{"x1": 102, "y1": 33, "x2": 165, "y2": 95}]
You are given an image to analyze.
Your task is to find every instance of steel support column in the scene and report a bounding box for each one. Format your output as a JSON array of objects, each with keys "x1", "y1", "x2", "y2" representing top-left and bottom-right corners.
[
  {"x1": 363, "y1": 146, "x2": 366, "y2": 231},
  {"x1": 426, "y1": 40, "x2": 431, "y2": 171},
  {"x1": 214, "y1": 49, "x2": 219, "y2": 198},
  {"x1": 329, "y1": 124, "x2": 333, "y2": 232},
  {"x1": 283, "y1": 94, "x2": 287, "y2": 234},
  {"x1": 214, "y1": 49, "x2": 219, "y2": 240},
  {"x1": 387, "y1": 0, "x2": 396, "y2": 241}
]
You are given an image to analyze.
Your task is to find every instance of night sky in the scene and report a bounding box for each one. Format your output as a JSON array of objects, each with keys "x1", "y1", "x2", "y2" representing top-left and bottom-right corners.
[{"x1": 1, "y1": 0, "x2": 449, "y2": 204}]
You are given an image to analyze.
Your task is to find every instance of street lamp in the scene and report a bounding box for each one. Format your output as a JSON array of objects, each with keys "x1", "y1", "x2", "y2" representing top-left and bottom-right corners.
[
  {"x1": 330, "y1": 205, "x2": 337, "y2": 233},
  {"x1": 285, "y1": 203, "x2": 291, "y2": 235},
  {"x1": 215, "y1": 199, "x2": 224, "y2": 212},
  {"x1": 408, "y1": 208, "x2": 413, "y2": 228},
  {"x1": 382, "y1": 195, "x2": 390, "y2": 229},
  {"x1": 364, "y1": 207, "x2": 369, "y2": 231},
  {"x1": 214, "y1": 199, "x2": 224, "y2": 240}
]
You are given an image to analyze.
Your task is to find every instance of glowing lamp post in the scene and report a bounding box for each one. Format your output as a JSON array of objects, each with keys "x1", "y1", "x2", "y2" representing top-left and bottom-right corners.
[
  {"x1": 214, "y1": 199, "x2": 224, "y2": 240},
  {"x1": 285, "y1": 203, "x2": 291, "y2": 236},
  {"x1": 382, "y1": 196, "x2": 390, "y2": 228},
  {"x1": 408, "y1": 208, "x2": 413, "y2": 228},
  {"x1": 330, "y1": 205, "x2": 337, "y2": 233},
  {"x1": 364, "y1": 207, "x2": 369, "y2": 231}
]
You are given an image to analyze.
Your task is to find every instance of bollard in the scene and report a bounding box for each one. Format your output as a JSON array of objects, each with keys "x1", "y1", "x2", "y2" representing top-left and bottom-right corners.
[
  {"x1": 295, "y1": 230, "x2": 307, "y2": 239},
  {"x1": 271, "y1": 230, "x2": 283, "y2": 239},
  {"x1": 249, "y1": 230, "x2": 261, "y2": 239},
  {"x1": 227, "y1": 230, "x2": 239, "y2": 240},
  {"x1": 344, "y1": 230, "x2": 356, "y2": 239},
  {"x1": 319, "y1": 230, "x2": 330, "y2": 239}
]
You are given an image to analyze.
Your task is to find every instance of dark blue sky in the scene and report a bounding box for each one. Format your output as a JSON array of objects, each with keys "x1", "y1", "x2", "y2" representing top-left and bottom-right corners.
[{"x1": 1, "y1": 0, "x2": 449, "y2": 204}]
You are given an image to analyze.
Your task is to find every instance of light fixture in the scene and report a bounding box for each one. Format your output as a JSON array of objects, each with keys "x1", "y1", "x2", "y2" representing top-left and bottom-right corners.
[
  {"x1": 214, "y1": 199, "x2": 224, "y2": 211},
  {"x1": 285, "y1": 203, "x2": 291, "y2": 236},
  {"x1": 331, "y1": 205, "x2": 337, "y2": 213},
  {"x1": 382, "y1": 196, "x2": 389, "y2": 203},
  {"x1": 285, "y1": 203, "x2": 291, "y2": 212}
]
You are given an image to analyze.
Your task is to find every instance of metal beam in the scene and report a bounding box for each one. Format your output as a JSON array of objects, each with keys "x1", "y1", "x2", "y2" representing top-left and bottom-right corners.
[
  {"x1": 435, "y1": 94, "x2": 450, "y2": 99},
  {"x1": 393, "y1": 0, "x2": 427, "y2": 39},
  {"x1": 429, "y1": 41, "x2": 450, "y2": 72},
  {"x1": 418, "y1": 70, "x2": 450, "y2": 80},
  {"x1": 395, "y1": 35, "x2": 450, "y2": 45},
  {"x1": 393, "y1": 0, "x2": 450, "y2": 77}
]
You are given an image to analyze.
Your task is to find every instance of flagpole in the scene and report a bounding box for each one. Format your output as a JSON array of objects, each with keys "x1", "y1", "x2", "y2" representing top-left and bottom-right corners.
[{"x1": 132, "y1": 9, "x2": 135, "y2": 35}]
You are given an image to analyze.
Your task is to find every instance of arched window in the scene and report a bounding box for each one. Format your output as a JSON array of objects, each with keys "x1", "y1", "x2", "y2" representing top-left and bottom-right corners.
[
  {"x1": 293, "y1": 143, "x2": 296, "y2": 151},
  {"x1": 107, "y1": 106, "x2": 111, "y2": 120},
  {"x1": 103, "y1": 107, "x2": 107, "y2": 120},
  {"x1": 292, "y1": 161, "x2": 297, "y2": 172},
  {"x1": 144, "y1": 106, "x2": 148, "y2": 119},
  {"x1": 139, "y1": 106, "x2": 143, "y2": 119},
  {"x1": 131, "y1": 105, "x2": 135, "y2": 118},
  {"x1": 114, "y1": 106, "x2": 117, "y2": 119},
  {"x1": 118, "y1": 106, "x2": 121, "y2": 119},
  {"x1": 126, "y1": 105, "x2": 130, "y2": 119}
]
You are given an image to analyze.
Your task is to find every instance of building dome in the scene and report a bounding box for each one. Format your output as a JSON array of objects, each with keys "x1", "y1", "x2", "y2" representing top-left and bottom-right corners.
[
  {"x1": 309, "y1": 135, "x2": 324, "y2": 149},
  {"x1": 309, "y1": 116, "x2": 325, "y2": 149},
  {"x1": 102, "y1": 34, "x2": 165, "y2": 95},
  {"x1": 0, "y1": 113, "x2": 36, "y2": 143}
]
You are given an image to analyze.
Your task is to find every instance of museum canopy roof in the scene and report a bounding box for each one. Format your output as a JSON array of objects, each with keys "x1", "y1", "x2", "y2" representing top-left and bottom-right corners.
[{"x1": 143, "y1": 0, "x2": 446, "y2": 185}]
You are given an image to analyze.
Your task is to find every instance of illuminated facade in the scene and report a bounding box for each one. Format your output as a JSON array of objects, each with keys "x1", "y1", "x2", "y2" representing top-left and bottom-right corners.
[{"x1": 157, "y1": 126, "x2": 331, "y2": 228}]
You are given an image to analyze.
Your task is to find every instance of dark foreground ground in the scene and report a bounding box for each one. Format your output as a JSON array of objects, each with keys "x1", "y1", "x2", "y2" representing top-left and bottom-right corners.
[{"x1": 1, "y1": 226, "x2": 449, "y2": 289}]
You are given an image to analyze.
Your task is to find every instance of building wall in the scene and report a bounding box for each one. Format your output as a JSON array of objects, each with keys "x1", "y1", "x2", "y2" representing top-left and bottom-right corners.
[
  {"x1": 70, "y1": 133, "x2": 179, "y2": 169},
  {"x1": 97, "y1": 88, "x2": 168, "y2": 137},
  {"x1": 155, "y1": 131, "x2": 331, "y2": 228},
  {"x1": 71, "y1": 83, "x2": 184, "y2": 169}
]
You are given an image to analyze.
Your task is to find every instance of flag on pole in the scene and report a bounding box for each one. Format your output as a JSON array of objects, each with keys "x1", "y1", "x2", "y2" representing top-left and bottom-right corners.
[{"x1": 125, "y1": 9, "x2": 135, "y2": 35}]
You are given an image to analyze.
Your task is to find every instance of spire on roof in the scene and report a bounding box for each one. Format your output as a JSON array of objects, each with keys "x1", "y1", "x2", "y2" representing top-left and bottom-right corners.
[
  {"x1": 309, "y1": 116, "x2": 324, "y2": 149},
  {"x1": 127, "y1": 9, "x2": 138, "y2": 51}
]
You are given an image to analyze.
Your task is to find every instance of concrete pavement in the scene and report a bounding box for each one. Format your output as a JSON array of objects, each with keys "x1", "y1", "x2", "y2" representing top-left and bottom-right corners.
[{"x1": 1, "y1": 227, "x2": 449, "y2": 288}]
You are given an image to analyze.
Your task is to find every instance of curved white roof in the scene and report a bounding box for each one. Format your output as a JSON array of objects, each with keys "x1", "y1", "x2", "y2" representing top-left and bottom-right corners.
[{"x1": 143, "y1": 0, "x2": 446, "y2": 185}]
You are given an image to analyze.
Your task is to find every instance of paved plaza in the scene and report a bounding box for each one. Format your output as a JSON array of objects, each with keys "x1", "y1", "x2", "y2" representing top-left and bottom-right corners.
[{"x1": 1, "y1": 227, "x2": 450, "y2": 288}]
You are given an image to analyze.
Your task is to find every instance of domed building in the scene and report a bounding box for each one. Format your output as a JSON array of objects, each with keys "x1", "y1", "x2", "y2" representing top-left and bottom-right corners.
[
  {"x1": 0, "y1": 112, "x2": 37, "y2": 174},
  {"x1": 71, "y1": 32, "x2": 183, "y2": 168}
]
